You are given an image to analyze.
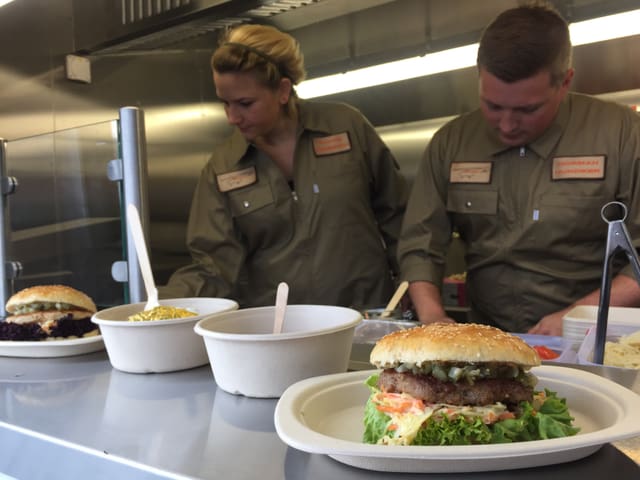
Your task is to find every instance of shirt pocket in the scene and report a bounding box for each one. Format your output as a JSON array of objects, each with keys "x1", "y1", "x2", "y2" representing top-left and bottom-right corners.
[
  {"x1": 447, "y1": 189, "x2": 498, "y2": 215},
  {"x1": 316, "y1": 152, "x2": 363, "y2": 178},
  {"x1": 227, "y1": 183, "x2": 274, "y2": 218},
  {"x1": 537, "y1": 193, "x2": 609, "y2": 242}
]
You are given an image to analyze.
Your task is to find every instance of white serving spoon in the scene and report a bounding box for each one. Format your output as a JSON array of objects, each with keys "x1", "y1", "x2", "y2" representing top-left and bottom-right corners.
[
  {"x1": 126, "y1": 203, "x2": 160, "y2": 311},
  {"x1": 379, "y1": 280, "x2": 409, "y2": 318},
  {"x1": 273, "y1": 282, "x2": 289, "y2": 334}
]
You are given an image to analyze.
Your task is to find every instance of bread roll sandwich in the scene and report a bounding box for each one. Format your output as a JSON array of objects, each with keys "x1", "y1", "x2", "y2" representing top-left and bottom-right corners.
[
  {"x1": 1, "y1": 285, "x2": 98, "y2": 341},
  {"x1": 363, "y1": 322, "x2": 579, "y2": 446}
]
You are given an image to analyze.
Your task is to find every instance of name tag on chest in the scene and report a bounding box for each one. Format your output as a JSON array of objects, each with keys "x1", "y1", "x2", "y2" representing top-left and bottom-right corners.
[
  {"x1": 312, "y1": 133, "x2": 351, "y2": 156},
  {"x1": 449, "y1": 162, "x2": 492, "y2": 183},
  {"x1": 552, "y1": 156, "x2": 606, "y2": 180},
  {"x1": 216, "y1": 166, "x2": 257, "y2": 192}
]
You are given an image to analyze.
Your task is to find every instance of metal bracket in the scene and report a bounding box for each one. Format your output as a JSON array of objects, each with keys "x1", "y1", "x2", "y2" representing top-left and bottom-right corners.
[
  {"x1": 111, "y1": 260, "x2": 129, "y2": 283},
  {"x1": 4, "y1": 260, "x2": 22, "y2": 280},
  {"x1": 107, "y1": 158, "x2": 124, "y2": 182},
  {"x1": 1, "y1": 176, "x2": 17, "y2": 195}
]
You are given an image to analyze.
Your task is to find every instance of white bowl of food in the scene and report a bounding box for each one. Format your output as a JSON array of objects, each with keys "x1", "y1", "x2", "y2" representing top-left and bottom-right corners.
[
  {"x1": 92, "y1": 297, "x2": 238, "y2": 374},
  {"x1": 194, "y1": 305, "x2": 362, "y2": 398}
]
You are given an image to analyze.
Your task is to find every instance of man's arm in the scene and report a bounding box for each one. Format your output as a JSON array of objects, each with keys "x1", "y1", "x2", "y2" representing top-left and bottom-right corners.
[
  {"x1": 409, "y1": 280, "x2": 456, "y2": 325},
  {"x1": 528, "y1": 274, "x2": 640, "y2": 336}
]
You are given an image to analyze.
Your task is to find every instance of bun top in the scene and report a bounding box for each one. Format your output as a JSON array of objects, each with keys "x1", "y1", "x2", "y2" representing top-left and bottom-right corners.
[
  {"x1": 6, "y1": 285, "x2": 97, "y2": 313},
  {"x1": 370, "y1": 323, "x2": 541, "y2": 368}
]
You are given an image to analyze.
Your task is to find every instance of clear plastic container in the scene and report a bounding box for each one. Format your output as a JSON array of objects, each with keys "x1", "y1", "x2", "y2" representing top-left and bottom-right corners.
[
  {"x1": 349, "y1": 319, "x2": 417, "y2": 370},
  {"x1": 577, "y1": 324, "x2": 640, "y2": 369}
]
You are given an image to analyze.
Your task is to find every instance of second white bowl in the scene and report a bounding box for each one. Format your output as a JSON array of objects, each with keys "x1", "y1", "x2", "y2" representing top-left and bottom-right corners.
[{"x1": 194, "y1": 305, "x2": 362, "y2": 398}]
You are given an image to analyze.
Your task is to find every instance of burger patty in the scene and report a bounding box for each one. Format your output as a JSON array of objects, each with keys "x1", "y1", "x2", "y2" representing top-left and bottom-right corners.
[
  {"x1": 378, "y1": 369, "x2": 533, "y2": 406},
  {"x1": 0, "y1": 315, "x2": 97, "y2": 341}
]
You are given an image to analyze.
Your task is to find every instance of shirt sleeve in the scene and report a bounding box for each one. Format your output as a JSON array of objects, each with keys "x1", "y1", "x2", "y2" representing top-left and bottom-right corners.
[
  {"x1": 397, "y1": 128, "x2": 454, "y2": 288},
  {"x1": 159, "y1": 158, "x2": 245, "y2": 300},
  {"x1": 358, "y1": 116, "x2": 409, "y2": 277}
]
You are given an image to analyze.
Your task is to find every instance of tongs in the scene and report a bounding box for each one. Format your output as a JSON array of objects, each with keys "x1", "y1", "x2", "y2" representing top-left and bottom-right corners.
[{"x1": 594, "y1": 201, "x2": 640, "y2": 363}]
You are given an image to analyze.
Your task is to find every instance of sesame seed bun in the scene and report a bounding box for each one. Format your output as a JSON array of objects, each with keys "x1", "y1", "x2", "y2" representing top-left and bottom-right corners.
[
  {"x1": 6, "y1": 285, "x2": 97, "y2": 314},
  {"x1": 370, "y1": 322, "x2": 541, "y2": 368}
]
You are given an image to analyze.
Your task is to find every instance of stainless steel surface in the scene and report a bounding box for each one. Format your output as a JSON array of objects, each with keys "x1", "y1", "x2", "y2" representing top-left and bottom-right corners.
[
  {"x1": 0, "y1": 352, "x2": 638, "y2": 479},
  {"x1": 119, "y1": 106, "x2": 150, "y2": 304},
  {"x1": 0, "y1": 0, "x2": 639, "y2": 301},
  {"x1": 0, "y1": 138, "x2": 19, "y2": 318},
  {"x1": 73, "y1": 0, "x2": 397, "y2": 55}
]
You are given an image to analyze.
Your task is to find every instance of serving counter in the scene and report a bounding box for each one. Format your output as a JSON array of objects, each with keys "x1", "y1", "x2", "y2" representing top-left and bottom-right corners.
[{"x1": 0, "y1": 351, "x2": 638, "y2": 479}]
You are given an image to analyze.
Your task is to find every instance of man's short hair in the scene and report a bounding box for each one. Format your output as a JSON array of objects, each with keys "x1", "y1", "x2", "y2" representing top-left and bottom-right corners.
[{"x1": 477, "y1": 3, "x2": 572, "y2": 86}]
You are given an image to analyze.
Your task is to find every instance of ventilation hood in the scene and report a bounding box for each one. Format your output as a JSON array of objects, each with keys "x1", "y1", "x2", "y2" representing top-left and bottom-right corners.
[{"x1": 72, "y1": 0, "x2": 393, "y2": 55}]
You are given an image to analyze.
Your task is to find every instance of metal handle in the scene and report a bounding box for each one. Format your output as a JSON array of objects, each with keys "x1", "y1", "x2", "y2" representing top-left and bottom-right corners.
[{"x1": 594, "y1": 201, "x2": 640, "y2": 364}]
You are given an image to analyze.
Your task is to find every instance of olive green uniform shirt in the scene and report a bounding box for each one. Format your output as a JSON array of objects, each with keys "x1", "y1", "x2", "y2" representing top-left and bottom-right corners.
[
  {"x1": 163, "y1": 100, "x2": 408, "y2": 309},
  {"x1": 399, "y1": 93, "x2": 640, "y2": 332}
]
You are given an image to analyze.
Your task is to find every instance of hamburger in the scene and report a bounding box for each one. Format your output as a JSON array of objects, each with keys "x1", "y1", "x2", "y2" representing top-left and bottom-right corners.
[
  {"x1": 1, "y1": 285, "x2": 98, "y2": 341},
  {"x1": 364, "y1": 323, "x2": 579, "y2": 446}
]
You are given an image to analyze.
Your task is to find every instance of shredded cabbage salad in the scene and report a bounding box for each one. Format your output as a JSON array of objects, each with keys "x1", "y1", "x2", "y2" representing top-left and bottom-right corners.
[{"x1": 363, "y1": 374, "x2": 580, "y2": 446}]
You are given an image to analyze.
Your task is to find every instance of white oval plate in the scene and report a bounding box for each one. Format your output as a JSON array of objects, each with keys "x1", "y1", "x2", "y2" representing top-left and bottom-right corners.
[
  {"x1": 274, "y1": 366, "x2": 640, "y2": 473},
  {"x1": 0, "y1": 335, "x2": 104, "y2": 358}
]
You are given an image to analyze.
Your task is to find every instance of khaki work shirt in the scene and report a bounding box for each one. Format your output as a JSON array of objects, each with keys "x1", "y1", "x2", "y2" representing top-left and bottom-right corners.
[
  {"x1": 399, "y1": 93, "x2": 640, "y2": 332},
  {"x1": 163, "y1": 100, "x2": 408, "y2": 309}
]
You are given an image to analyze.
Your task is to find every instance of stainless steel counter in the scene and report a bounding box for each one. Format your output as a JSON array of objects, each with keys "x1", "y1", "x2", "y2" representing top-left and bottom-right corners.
[{"x1": 0, "y1": 352, "x2": 638, "y2": 479}]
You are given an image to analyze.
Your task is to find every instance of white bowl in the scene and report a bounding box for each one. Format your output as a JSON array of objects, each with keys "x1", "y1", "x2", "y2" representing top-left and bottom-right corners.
[
  {"x1": 92, "y1": 298, "x2": 238, "y2": 374},
  {"x1": 194, "y1": 305, "x2": 362, "y2": 398},
  {"x1": 562, "y1": 305, "x2": 640, "y2": 346}
]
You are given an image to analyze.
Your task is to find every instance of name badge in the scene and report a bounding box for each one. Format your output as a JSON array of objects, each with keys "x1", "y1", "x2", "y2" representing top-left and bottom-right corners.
[
  {"x1": 216, "y1": 166, "x2": 257, "y2": 192},
  {"x1": 552, "y1": 155, "x2": 606, "y2": 180},
  {"x1": 312, "y1": 132, "x2": 351, "y2": 156},
  {"x1": 449, "y1": 162, "x2": 492, "y2": 184}
]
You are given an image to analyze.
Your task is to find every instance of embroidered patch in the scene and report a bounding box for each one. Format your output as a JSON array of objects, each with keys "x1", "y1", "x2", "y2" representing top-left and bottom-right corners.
[
  {"x1": 552, "y1": 156, "x2": 606, "y2": 180},
  {"x1": 312, "y1": 132, "x2": 351, "y2": 156},
  {"x1": 216, "y1": 166, "x2": 257, "y2": 192},
  {"x1": 449, "y1": 162, "x2": 492, "y2": 184}
]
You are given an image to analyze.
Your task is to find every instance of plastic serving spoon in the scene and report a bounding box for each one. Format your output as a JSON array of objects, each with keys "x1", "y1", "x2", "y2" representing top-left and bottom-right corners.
[
  {"x1": 126, "y1": 203, "x2": 161, "y2": 311},
  {"x1": 273, "y1": 282, "x2": 289, "y2": 334},
  {"x1": 380, "y1": 280, "x2": 409, "y2": 318}
]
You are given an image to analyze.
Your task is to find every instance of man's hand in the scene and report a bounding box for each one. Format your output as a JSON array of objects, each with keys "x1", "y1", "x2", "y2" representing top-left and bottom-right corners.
[
  {"x1": 419, "y1": 313, "x2": 457, "y2": 325},
  {"x1": 528, "y1": 311, "x2": 564, "y2": 336},
  {"x1": 529, "y1": 274, "x2": 640, "y2": 336},
  {"x1": 408, "y1": 281, "x2": 457, "y2": 325}
]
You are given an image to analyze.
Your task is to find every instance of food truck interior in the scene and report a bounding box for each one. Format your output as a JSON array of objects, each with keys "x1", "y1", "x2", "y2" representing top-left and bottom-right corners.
[{"x1": 0, "y1": 0, "x2": 638, "y2": 308}]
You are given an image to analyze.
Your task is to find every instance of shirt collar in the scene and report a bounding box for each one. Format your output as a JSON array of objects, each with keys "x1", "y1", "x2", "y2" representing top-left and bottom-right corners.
[
  {"x1": 225, "y1": 100, "x2": 322, "y2": 168},
  {"x1": 481, "y1": 94, "x2": 571, "y2": 159}
]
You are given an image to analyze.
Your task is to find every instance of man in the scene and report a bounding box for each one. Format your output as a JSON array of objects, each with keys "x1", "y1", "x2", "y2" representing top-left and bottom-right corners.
[{"x1": 398, "y1": 3, "x2": 640, "y2": 335}]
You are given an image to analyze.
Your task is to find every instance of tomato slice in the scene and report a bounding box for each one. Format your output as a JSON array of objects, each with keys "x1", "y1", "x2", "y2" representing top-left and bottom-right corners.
[{"x1": 533, "y1": 345, "x2": 560, "y2": 360}]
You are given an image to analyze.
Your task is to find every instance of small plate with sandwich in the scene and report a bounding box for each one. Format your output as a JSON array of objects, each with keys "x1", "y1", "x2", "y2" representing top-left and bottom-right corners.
[
  {"x1": 274, "y1": 323, "x2": 640, "y2": 473},
  {"x1": 0, "y1": 284, "x2": 104, "y2": 358}
]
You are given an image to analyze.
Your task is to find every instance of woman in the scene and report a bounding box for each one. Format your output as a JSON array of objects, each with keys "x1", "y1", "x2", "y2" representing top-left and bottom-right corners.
[{"x1": 162, "y1": 24, "x2": 408, "y2": 309}]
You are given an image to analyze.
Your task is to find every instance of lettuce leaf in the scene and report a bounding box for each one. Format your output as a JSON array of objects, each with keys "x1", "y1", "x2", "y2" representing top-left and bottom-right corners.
[
  {"x1": 413, "y1": 414, "x2": 493, "y2": 445},
  {"x1": 363, "y1": 374, "x2": 391, "y2": 443},
  {"x1": 362, "y1": 375, "x2": 580, "y2": 445}
]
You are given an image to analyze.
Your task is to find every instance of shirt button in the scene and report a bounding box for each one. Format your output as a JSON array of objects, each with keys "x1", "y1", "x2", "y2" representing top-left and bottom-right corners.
[
  {"x1": 465, "y1": 201, "x2": 472, "y2": 208},
  {"x1": 243, "y1": 201, "x2": 250, "y2": 208}
]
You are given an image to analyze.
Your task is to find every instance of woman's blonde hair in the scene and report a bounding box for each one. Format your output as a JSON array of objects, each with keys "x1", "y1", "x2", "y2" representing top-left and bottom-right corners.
[{"x1": 211, "y1": 24, "x2": 306, "y2": 109}]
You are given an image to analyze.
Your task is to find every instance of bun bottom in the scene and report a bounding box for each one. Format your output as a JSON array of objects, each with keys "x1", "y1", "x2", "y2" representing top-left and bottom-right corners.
[{"x1": 0, "y1": 316, "x2": 98, "y2": 341}]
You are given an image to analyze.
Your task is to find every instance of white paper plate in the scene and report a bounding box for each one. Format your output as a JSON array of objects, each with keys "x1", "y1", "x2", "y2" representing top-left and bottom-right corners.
[
  {"x1": 0, "y1": 335, "x2": 104, "y2": 358},
  {"x1": 274, "y1": 366, "x2": 640, "y2": 473}
]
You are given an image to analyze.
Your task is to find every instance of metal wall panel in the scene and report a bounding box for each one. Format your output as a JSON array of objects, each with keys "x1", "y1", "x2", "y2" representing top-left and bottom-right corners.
[{"x1": 0, "y1": 0, "x2": 639, "y2": 300}]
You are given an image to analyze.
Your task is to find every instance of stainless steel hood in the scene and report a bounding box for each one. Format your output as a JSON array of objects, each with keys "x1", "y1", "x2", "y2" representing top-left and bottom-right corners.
[{"x1": 72, "y1": 0, "x2": 394, "y2": 55}]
